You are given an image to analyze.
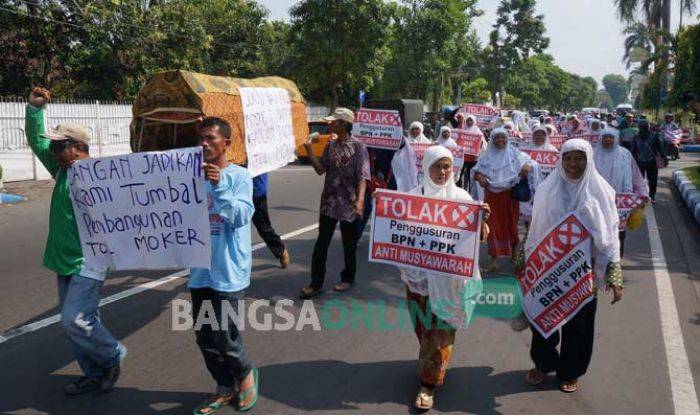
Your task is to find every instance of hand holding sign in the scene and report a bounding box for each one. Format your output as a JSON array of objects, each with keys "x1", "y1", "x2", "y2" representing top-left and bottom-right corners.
[{"x1": 202, "y1": 163, "x2": 221, "y2": 185}]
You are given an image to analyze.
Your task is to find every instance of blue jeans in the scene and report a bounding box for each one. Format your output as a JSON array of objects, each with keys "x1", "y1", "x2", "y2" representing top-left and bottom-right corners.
[{"x1": 57, "y1": 275, "x2": 122, "y2": 379}]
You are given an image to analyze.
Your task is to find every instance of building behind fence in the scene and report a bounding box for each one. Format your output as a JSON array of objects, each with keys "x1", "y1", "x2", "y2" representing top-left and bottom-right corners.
[{"x1": 0, "y1": 98, "x2": 328, "y2": 183}]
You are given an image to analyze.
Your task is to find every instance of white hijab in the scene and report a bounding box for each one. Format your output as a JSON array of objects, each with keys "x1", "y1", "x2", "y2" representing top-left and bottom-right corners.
[
  {"x1": 437, "y1": 126, "x2": 458, "y2": 147},
  {"x1": 407, "y1": 121, "x2": 432, "y2": 144},
  {"x1": 593, "y1": 128, "x2": 634, "y2": 193},
  {"x1": 528, "y1": 139, "x2": 620, "y2": 286},
  {"x1": 463, "y1": 114, "x2": 482, "y2": 135},
  {"x1": 528, "y1": 126, "x2": 558, "y2": 152},
  {"x1": 472, "y1": 127, "x2": 531, "y2": 192},
  {"x1": 401, "y1": 145, "x2": 482, "y2": 329},
  {"x1": 511, "y1": 111, "x2": 530, "y2": 132},
  {"x1": 391, "y1": 137, "x2": 419, "y2": 192},
  {"x1": 587, "y1": 119, "x2": 603, "y2": 135}
]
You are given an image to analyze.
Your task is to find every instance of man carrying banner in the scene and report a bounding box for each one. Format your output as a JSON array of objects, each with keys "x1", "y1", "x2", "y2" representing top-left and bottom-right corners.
[
  {"x1": 25, "y1": 87, "x2": 126, "y2": 395},
  {"x1": 518, "y1": 139, "x2": 623, "y2": 393},
  {"x1": 190, "y1": 117, "x2": 258, "y2": 413}
]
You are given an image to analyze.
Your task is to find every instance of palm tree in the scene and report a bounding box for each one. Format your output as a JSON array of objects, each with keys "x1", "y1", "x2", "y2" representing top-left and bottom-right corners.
[{"x1": 622, "y1": 21, "x2": 656, "y2": 69}]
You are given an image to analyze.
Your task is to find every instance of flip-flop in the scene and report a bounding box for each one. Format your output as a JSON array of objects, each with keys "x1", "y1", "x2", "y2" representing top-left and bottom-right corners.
[
  {"x1": 238, "y1": 368, "x2": 259, "y2": 411},
  {"x1": 332, "y1": 282, "x2": 353, "y2": 292},
  {"x1": 560, "y1": 379, "x2": 579, "y2": 393},
  {"x1": 414, "y1": 387, "x2": 434, "y2": 410},
  {"x1": 300, "y1": 287, "x2": 323, "y2": 299},
  {"x1": 192, "y1": 393, "x2": 233, "y2": 415}
]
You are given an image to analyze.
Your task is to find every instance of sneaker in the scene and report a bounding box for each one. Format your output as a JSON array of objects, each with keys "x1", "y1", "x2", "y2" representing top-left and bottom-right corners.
[
  {"x1": 64, "y1": 376, "x2": 101, "y2": 396},
  {"x1": 100, "y1": 343, "x2": 127, "y2": 393},
  {"x1": 279, "y1": 249, "x2": 290, "y2": 269}
]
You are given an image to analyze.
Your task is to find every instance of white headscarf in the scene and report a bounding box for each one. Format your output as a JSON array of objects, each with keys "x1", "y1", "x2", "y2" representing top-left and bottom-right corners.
[
  {"x1": 528, "y1": 126, "x2": 558, "y2": 152},
  {"x1": 401, "y1": 145, "x2": 482, "y2": 329},
  {"x1": 437, "y1": 126, "x2": 458, "y2": 147},
  {"x1": 511, "y1": 111, "x2": 530, "y2": 132},
  {"x1": 593, "y1": 128, "x2": 633, "y2": 193},
  {"x1": 588, "y1": 119, "x2": 603, "y2": 135},
  {"x1": 472, "y1": 128, "x2": 531, "y2": 192},
  {"x1": 463, "y1": 114, "x2": 482, "y2": 135},
  {"x1": 407, "y1": 121, "x2": 432, "y2": 144},
  {"x1": 391, "y1": 137, "x2": 419, "y2": 192},
  {"x1": 527, "y1": 139, "x2": 620, "y2": 286}
]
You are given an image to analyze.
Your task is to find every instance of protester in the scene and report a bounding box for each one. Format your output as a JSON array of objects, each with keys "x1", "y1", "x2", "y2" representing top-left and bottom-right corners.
[
  {"x1": 618, "y1": 112, "x2": 636, "y2": 130},
  {"x1": 301, "y1": 108, "x2": 370, "y2": 298},
  {"x1": 521, "y1": 139, "x2": 622, "y2": 393},
  {"x1": 631, "y1": 120, "x2": 667, "y2": 203},
  {"x1": 511, "y1": 111, "x2": 530, "y2": 133},
  {"x1": 594, "y1": 128, "x2": 649, "y2": 257},
  {"x1": 527, "y1": 126, "x2": 558, "y2": 152},
  {"x1": 587, "y1": 119, "x2": 603, "y2": 136},
  {"x1": 25, "y1": 87, "x2": 126, "y2": 395},
  {"x1": 400, "y1": 145, "x2": 489, "y2": 411},
  {"x1": 605, "y1": 113, "x2": 616, "y2": 128},
  {"x1": 472, "y1": 128, "x2": 532, "y2": 272},
  {"x1": 436, "y1": 125, "x2": 456, "y2": 147},
  {"x1": 189, "y1": 117, "x2": 258, "y2": 414},
  {"x1": 252, "y1": 173, "x2": 290, "y2": 268},
  {"x1": 457, "y1": 115, "x2": 487, "y2": 191},
  {"x1": 407, "y1": 121, "x2": 433, "y2": 144},
  {"x1": 661, "y1": 113, "x2": 680, "y2": 131}
]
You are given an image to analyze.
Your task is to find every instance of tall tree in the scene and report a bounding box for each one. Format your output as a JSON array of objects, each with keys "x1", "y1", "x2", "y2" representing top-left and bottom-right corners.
[
  {"x1": 603, "y1": 74, "x2": 631, "y2": 105},
  {"x1": 289, "y1": 0, "x2": 391, "y2": 108}
]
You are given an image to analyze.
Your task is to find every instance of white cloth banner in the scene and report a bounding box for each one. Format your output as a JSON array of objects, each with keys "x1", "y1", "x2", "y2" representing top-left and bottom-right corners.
[
  {"x1": 68, "y1": 147, "x2": 211, "y2": 270},
  {"x1": 369, "y1": 189, "x2": 483, "y2": 279},
  {"x1": 519, "y1": 213, "x2": 595, "y2": 338},
  {"x1": 239, "y1": 87, "x2": 296, "y2": 176}
]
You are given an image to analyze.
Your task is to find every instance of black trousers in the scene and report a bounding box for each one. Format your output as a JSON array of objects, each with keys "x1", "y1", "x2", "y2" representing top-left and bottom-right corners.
[
  {"x1": 457, "y1": 161, "x2": 477, "y2": 191},
  {"x1": 636, "y1": 160, "x2": 659, "y2": 199},
  {"x1": 253, "y1": 195, "x2": 286, "y2": 258},
  {"x1": 619, "y1": 231, "x2": 627, "y2": 258},
  {"x1": 530, "y1": 298, "x2": 597, "y2": 382},
  {"x1": 310, "y1": 214, "x2": 358, "y2": 289},
  {"x1": 191, "y1": 288, "x2": 253, "y2": 391}
]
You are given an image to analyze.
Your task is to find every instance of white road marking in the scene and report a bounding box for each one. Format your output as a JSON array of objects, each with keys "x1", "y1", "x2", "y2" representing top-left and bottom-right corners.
[
  {"x1": 0, "y1": 223, "x2": 319, "y2": 344},
  {"x1": 646, "y1": 207, "x2": 700, "y2": 414}
]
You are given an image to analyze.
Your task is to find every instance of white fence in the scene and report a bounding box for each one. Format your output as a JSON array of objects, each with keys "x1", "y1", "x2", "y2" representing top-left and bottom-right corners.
[{"x1": 0, "y1": 99, "x2": 133, "y2": 182}]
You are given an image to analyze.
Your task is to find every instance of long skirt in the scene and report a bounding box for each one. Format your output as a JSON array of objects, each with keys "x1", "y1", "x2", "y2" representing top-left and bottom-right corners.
[
  {"x1": 485, "y1": 189, "x2": 520, "y2": 258},
  {"x1": 406, "y1": 287, "x2": 456, "y2": 389}
]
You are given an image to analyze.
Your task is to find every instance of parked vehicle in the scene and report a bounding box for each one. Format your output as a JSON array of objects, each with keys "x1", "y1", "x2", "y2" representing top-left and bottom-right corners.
[{"x1": 363, "y1": 98, "x2": 424, "y2": 132}]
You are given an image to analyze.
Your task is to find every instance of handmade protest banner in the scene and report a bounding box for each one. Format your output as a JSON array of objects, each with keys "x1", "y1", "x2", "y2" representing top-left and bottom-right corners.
[
  {"x1": 411, "y1": 143, "x2": 464, "y2": 181},
  {"x1": 410, "y1": 143, "x2": 434, "y2": 175},
  {"x1": 68, "y1": 147, "x2": 211, "y2": 270},
  {"x1": 521, "y1": 149, "x2": 559, "y2": 177},
  {"x1": 616, "y1": 193, "x2": 643, "y2": 231},
  {"x1": 239, "y1": 87, "x2": 296, "y2": 177},
  {"x1": 452, "y1": 129, "x2": 483, "y2": 156},
  {"x1": 463, "y1": 104, "x2": 499, "y2": 129},
  {"x1": 518, "y1": 213, "x2": 595, "y2": 338},
  {"x1": 352, "y1": 108, "x2": 403, "y2": 150},
  {"x1": 369, "y1": 189, "x2": 483, "y2": 279}
]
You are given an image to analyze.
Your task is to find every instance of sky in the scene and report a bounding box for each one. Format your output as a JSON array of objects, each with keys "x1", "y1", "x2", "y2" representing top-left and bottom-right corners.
[{"x1": 257, "y1": 0, "x2": 685, "y2": 86}]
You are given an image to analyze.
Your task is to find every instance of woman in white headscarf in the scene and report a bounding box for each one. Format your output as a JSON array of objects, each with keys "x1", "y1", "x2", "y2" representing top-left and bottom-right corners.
[
  {"x1": 593, "y1": 128, "x2": 648, "y2": 257},
  {"x1": 511, "y1": 110, "x2": 531, "y2": 133},
  {"x1": 401, "y1": 145, "x2": 489, "y2": 411},
  {"x1": 527, "y1": 126, "x2": 558, "y2": 152},
  {"x1": 455, "y1": 114, "x2": 487, "y2": 191},
  {"x1": 437, "y1": 125, "x2": 457, "y2": 147},
  {"x1": 407, "y1": 121, "x2": 432, "y2": 144},
  {"x1": 521, "y1": 139, "x2": 623, "y2": 393},
  {"x1": 472, "y1": 128, "x2": 532, "y2": 271},
  {"x1": 587, "y1": 119, "x2": 603, "y2": 136}
]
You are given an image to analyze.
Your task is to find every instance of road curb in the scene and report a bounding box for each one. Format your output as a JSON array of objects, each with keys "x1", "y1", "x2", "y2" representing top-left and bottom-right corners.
[{"x1": 673, "y1": 169, "x2": 700, "y2": 225}]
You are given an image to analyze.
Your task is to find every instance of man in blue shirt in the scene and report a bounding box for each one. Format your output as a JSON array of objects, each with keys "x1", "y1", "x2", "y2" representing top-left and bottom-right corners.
[
  {"x1": 252, "y1": 173, "x2": 290, "y2": 268},
  {"x1": 189, "y1": 117, "x2": 258, "y2": 413}
]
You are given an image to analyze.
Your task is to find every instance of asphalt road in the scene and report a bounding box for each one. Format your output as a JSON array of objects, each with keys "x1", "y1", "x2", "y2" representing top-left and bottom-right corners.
[{"x1": 1, "y1": 157, "x2": 699, "y2": 415}]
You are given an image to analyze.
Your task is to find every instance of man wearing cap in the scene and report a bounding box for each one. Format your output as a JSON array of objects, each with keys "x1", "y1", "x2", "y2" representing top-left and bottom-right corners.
[
  {"x1": 300, "y1": 107, "x2": 370, "y2": 298},
  {"x1": 619, "y1": 112, "x2": 636, "y2": 130},
  {"x1": 25, "y1": 87, "x2": 126, "y2": 396}
]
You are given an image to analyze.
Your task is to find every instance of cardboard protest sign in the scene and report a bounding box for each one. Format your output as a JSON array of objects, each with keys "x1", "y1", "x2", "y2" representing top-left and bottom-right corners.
[
  {"x1": 411, "y1": 143, "x2": 465, "y2": 181},
  {"x1": 571, "y1": 134, "x2": 600, "y2": 146},
  {"x1": 521, "y1": 149, "x2": 559, "y2": 177},
  {"x1": 521, "y1": 132, "x2": 533, "y2": 146},
  {"x1": 352, "y1": 108, "x2": 403, "y2": 150},
  {"x1": 616, "y1": 193, "x2": 643, "y2": 231},
  {"x1": 463, "y1": 104, "x2": 499, "y2": 129},
  {"x1": 518, "y1": 213, "x2": 595, "y2": 338},
  {"x1": 68, "y1": 147, "x2": 211, "y2": 270},
  {"x1": 410, "y1": 143, "x2": 434, "y2": 175},
  {"x1": 452, "y1": 129, "x2": 483, "y2": 156},
  {"x1": 369, "y1": 189, "x2": 483, "y2": 279},
  {"x1": 239, "y1": 87, "x2": 296, "y2": 177}
]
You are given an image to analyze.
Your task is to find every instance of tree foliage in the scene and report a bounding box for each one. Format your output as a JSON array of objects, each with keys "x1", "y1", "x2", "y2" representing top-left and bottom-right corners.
[
  {"x1": 603, "y1": 74, "x2": 631, "y2": 106},
  {"x1": 670, "y1": 23, "x2": 700, "y2": 106}
]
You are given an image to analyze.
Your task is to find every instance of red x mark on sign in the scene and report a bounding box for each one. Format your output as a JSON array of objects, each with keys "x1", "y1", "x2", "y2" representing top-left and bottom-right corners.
[
  {"x1": 451, "y1": 205, "x2": 476, "y2": 229},
  {"x1": 558, "y1": 220, "x2": 585, "y2": 246}
]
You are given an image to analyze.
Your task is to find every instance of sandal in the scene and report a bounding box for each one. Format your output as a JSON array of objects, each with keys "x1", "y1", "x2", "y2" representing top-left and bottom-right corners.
[
  {"x1": 414, "y1": 387, "x2": 434, "y2": 410},
  {"x1": 192, "y1": 393, "x2": 233, "y2": 415},
  {"x1": 525, "y1": 368, "x2": 545, "y2": 385},
  {"x1": 300, "y1": 286, "x2": 323, "y2": 299},
  {"x1": 238, "y1": 368, "x2": 259, "y2": 411},
  {"x1": 332, "y1": 282, "x2": 353, "y2": 292},
  {"x1": 560, "y1": 379, "x2": 579, "y2": 393}
]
